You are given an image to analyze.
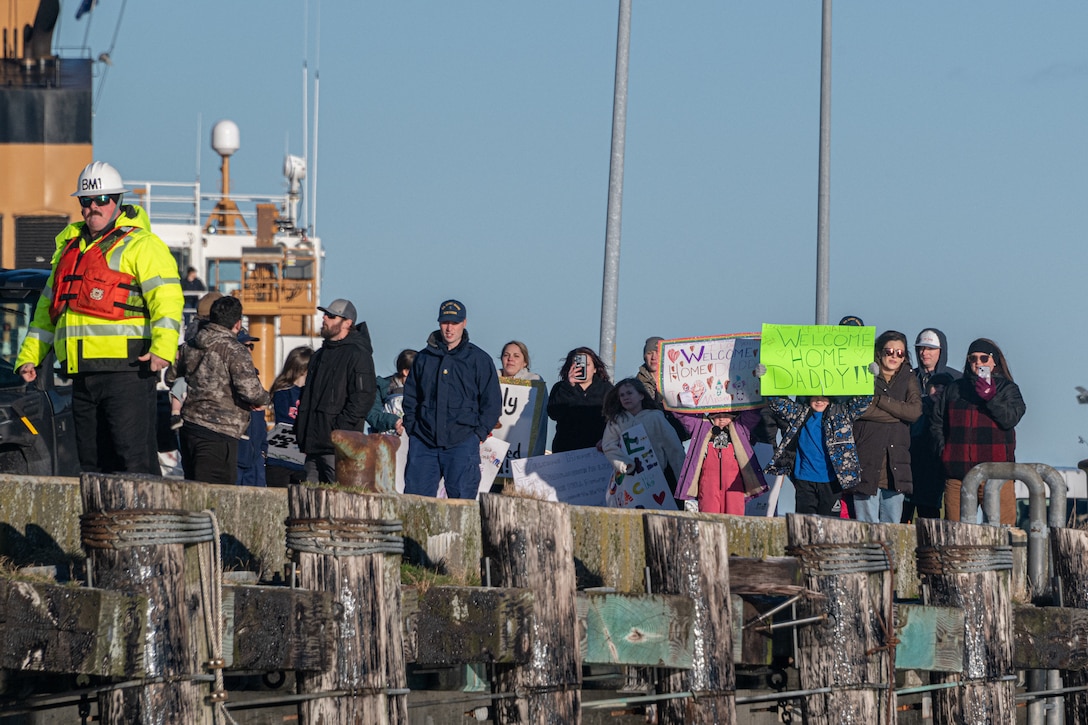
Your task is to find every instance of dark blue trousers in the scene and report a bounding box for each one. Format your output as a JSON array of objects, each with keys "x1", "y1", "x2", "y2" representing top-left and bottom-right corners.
[{"x1": 404, "y1": 434, "x2": 481, "y2": 499}]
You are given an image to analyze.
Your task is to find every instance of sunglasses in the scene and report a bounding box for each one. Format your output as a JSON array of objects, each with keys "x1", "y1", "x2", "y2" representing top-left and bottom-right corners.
[
  {"x1": 968, "y1": 353, "x2": 992, "y2": 364},
  {"x1": 882, "y1": 348, "x2": 906, "y2": 359},
  {"x1": 244, "y1": 343, "x2": 255, "y2": 351},
  {"x1": 323, "y1": 312, "x2": 342, "y2": 321},
  {"x1": 78, "y1": 194, "x2": 119, "y2": 208}
]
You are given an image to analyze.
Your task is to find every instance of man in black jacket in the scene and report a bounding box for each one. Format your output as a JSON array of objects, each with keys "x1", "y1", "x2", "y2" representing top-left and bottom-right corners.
[{"x1": 295, "y1": 298, "x2": 377, "y2": 483}]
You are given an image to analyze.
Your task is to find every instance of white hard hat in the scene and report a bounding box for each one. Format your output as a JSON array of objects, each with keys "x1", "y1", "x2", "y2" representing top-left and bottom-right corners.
[{"x1": 72, "y1": 161, "x2": 129, "y2": 197}]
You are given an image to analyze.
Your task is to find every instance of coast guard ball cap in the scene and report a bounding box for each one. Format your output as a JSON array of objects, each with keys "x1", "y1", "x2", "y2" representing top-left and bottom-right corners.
[
  {"x1": 916, "y1": 330, "x2": 941, "y2": 349},
  {"x1": 237, "y1": 328, "x2": 260, "y2": 344},
  {"x1": 438, "y1": 299, "x2": 467, "y2": 323},
  {"x1": 318, "y1": 299, "x2": 358, "y2": 322}
]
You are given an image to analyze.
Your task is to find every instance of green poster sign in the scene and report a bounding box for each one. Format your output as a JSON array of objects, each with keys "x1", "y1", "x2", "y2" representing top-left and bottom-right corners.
[{"x1": 759, "y1": 324, "x2": 876, "y2": 396}]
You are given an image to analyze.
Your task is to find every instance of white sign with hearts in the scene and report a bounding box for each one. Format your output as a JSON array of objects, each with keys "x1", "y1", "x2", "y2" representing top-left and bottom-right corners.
[{"x1": 604, "y1": 424, "x2": 677, "y2": 511}]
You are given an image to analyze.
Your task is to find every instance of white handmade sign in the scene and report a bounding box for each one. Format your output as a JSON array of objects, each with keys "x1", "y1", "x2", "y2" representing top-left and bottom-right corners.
[
  {"x1": 266, "y1": 423, "x2": 305, "y2": 466},
  {"x1": 510, "y1": 447, "x2": 613, "y2": 507},
  {"x1": 493, "y1": 378, "x2": 548, "y2": 477},
  {"x1": 604, "y1": 424, "x2": 677, "y2": 511},
  {"x1": 658, "y1": 334, "x2": 762, "y2": 413}
]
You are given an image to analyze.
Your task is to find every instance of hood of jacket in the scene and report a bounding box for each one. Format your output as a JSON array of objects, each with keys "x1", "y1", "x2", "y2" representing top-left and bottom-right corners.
[
  {"x1": 323, "y1": 321, "x2": 374, "y2": 355},
  {"x1": 57, "y1": 203, "x2": 153, "y2": 244},
  {"x1": 915, "y1": 327, "x2": 951, "y2": 372}
]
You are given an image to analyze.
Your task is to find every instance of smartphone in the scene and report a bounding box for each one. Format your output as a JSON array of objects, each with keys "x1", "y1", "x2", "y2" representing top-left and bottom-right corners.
[
  {"x1": 572, "y1": 353, "x2": 588, "y2": 382},
  {"x1": 977, "y1": 365, "x2": 991, "y2": 380}
]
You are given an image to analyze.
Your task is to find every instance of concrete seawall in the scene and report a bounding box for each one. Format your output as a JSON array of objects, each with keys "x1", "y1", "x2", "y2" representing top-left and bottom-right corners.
[{"x1": 0, "y1": 474, "x2": 1030, "y2": 601}]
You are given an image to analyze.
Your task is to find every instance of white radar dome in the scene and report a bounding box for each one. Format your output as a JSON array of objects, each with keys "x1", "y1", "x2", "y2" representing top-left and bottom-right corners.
[{"x1": 211, "y1": 120, "x2": 240, "y2": 157}]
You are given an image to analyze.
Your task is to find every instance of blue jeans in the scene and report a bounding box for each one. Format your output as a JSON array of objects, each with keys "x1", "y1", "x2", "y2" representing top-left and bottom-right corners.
[
  {"x1": 853, "y1": 489, "x2": 904, "y2": 523},
  {"x1": 404, "y1": 435, "x2": 482, "y2": 500}
]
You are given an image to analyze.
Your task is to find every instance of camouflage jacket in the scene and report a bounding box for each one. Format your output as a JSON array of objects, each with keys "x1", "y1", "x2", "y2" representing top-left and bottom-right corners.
[
  {"x1": 167, "y1": 322, "x2": 270, "y2": 439},
  {"x1": 763, "y1": 395, "x2": 872, "y2": 491}
]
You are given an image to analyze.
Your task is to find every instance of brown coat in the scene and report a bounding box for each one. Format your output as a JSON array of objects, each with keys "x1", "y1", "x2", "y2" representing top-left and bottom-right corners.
[{"x1": 853, "y1": 367, "x2": 922, "y2": 496}]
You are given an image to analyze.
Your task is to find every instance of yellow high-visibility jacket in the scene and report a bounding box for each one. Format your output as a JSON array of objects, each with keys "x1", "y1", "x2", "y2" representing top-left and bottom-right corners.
[{"x1": 15, "y1": 204, "x2": 184, "y2": 375}]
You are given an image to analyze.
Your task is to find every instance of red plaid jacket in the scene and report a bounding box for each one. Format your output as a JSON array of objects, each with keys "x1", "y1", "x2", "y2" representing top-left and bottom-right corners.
[{"x1": 930, "y1": 375, "x2": 1025, "y2": 481}]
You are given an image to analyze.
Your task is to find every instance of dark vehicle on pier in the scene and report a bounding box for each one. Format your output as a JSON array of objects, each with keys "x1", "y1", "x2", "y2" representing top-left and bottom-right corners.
[{"x1": 0, "y1": 268, "x2": 79, "y2": 476}]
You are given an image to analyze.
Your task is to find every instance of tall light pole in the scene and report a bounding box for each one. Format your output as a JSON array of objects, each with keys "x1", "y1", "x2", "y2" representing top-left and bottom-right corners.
[
  {"x1": 815, "y1": 0, "x2": 832, "y2": 325},
  {"x1": 599, "y1": 0, "x2": 632, "y2": 374}
]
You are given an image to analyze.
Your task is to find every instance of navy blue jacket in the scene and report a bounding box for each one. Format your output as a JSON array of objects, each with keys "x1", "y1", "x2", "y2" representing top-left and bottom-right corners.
[{"x1": 403, "y1": 330, "x2": 501, "y2": 449}]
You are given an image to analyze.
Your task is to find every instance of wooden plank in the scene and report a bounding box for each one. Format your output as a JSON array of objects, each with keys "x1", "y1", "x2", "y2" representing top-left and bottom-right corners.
[
  {"x1": 577, "y1": 592, "x2": 693, "y2": 669},
  {"x1": 894, "y1": 604, "x2": 963, "y2": 673},
  {"x1": 224, "y1": 584, "x2": 337, "y2": 672},
  {"x1": 728, "y1": 556, "x2": 802, "y2": 594},
  {"x1": 0, "y1": 579, "x2": 147, "y2": 677},
  {"x1": 1012, "y1": 605, "x2": 1088, "y2": 671},
  {"x1": 410, "y1": 585, "x2": 534, "y2": 666}
]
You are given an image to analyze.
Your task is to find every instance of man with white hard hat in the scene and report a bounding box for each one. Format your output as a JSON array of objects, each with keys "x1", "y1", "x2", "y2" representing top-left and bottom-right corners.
[{"x1": 15, "y1": 161, "x2": 184, "y2": 474}]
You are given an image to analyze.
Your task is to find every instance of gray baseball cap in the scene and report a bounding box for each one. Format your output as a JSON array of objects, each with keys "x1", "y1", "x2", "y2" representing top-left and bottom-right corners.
[{"x1": 318, "y1": 298, "x2": 357, "y2": 322}]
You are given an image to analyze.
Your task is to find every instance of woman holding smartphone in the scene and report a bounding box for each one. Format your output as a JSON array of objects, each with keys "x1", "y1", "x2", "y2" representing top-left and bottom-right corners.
[
  {"x1": 930, "y1": 338, "x2": 1025, "y2": 525},
  {"x1": 548, "y1": 347, "x2": 613, "y2": 453}
]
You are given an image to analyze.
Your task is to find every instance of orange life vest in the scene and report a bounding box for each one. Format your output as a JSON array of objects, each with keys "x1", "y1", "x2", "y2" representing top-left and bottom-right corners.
[{"x1": 49, "y1": 227, "x2": 147, "y2": 324}]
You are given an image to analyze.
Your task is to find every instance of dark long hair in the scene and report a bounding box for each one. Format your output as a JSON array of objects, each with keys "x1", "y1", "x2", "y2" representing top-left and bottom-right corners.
[
  {"x1": 602, "y1": 378, "x2": 660, "y2": 423},
  {"x1": 558, "y1": 347, "x2": 610, "y2": 384},
  {"x1": 270, "y1": 346, "x2": 313, "y2": 393},
  {"x1": 874, "y1": 330, "x2": 912, "y2": 371},
  {"x1": 963, "y1": 338, "x2": 1014, "y2": 382}
]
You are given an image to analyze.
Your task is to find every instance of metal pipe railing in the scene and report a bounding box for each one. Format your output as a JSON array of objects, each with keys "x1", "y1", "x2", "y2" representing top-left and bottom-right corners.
[{"x1": 961, "y1": 461, "x2": 1069, "y2": 725}]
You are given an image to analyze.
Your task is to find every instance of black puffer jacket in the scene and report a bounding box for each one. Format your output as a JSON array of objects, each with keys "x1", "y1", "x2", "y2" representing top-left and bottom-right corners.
[{"x1": 295, "y1": 323, "x2": 377, "y2": 456}]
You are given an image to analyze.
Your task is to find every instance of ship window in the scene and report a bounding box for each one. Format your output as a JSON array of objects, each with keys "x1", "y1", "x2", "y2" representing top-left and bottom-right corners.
[{"x1": 208, "y1": 259, "x2": 242, "y2": 297}]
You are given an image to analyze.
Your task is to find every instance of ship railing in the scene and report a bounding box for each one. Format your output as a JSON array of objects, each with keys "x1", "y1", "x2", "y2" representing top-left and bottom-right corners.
[{"x1": 131, "y1": 180, "x2": 292, "y2": 233}]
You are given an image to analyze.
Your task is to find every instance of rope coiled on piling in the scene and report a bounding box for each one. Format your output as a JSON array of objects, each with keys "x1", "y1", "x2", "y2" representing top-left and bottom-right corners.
[
  {"x1": 285, "y1": 517, "x2": 405, "y2": 557},
  {"x1": 916, "y1": 544, "x2": 1013, "y2": 575},
  {"x1": 80, "y1": 509, "x2": 215, "y2": 548},
  {"x1": 785, "y1": 542, "x2": 891, "y2": 575}
]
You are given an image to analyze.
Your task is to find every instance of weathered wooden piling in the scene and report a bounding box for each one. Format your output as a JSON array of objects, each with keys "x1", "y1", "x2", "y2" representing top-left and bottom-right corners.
[
  {"x1": 79, "y1": 473, "x2": 213, "y2": 724},
  {"x1": 786, "y1": 514, "x2": 895, "y2": 725},
  {"x1": 1051, "y1": 526, "x2": 1088, "y2": 722},
  {"x1": 916, "y1": 517, "x2": 1014, "y2": 724},
  {"x1": 289, "y1": 486, "x2": 407, "y2": 724},
  {"x1": 478, "y1": 492, "x2": 581, "y2": 724},
  {"x1": 643, "y1": 513, "x2": 736, "y2": 725}
]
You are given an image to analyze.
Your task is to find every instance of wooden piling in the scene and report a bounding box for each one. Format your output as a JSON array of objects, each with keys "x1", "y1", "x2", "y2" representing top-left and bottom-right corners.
[
  {"x1": 786, "y1": 514, "x2": 895, "y2": 725},
  {"x1": 79, "y1": 473, "x2": 213, "y2": 724},
  {"x1": 478, "y1": 493, "x2": 581, "y2": 724},
  {"x1": 916, "y1": 518, "x2": 1014, "y2": 723},
  {"x1": 290, "y1": 486, "x2": 407, "y2": 724},
  {"x1": 1051, "y1": 526, "x2": 1088, "y2": 722},
  {"x1": 643, "y1": 513, "x2": 736, "y2": 725}
]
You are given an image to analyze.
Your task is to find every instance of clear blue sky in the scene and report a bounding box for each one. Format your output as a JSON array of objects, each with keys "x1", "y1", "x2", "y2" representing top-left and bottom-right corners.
[{"x1": 63, "y1": 1, "x2": 1088, "y2": 468}]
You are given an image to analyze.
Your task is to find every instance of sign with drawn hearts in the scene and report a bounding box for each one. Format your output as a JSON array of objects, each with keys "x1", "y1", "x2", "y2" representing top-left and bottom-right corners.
[
  {"x1": 604, "y1": 424, "x2": 678, "y2": 511},
  {"x1": 657, "y1": 334, "x2": 763, "y2": 413}
]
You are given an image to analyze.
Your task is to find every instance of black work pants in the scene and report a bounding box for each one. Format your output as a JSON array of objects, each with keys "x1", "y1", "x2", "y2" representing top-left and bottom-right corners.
[
  {"x1": 180, "y1": 423, "x2": 238, "y2": 485},
  {"x1": 72, "y1": 370, "x2": 159, "y2": 474}
]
